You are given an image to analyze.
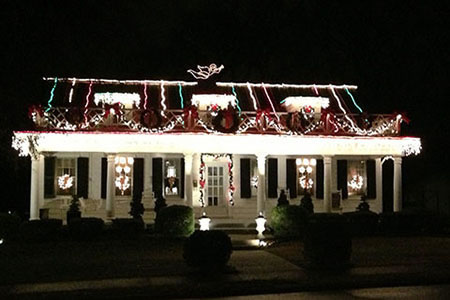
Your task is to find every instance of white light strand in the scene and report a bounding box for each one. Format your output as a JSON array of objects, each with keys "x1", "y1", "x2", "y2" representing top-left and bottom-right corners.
[
  {"x1": 68, "y1": 78, "x2": 76, "y2": 103},
  {"x1": 262, "y1": 83, "x2": 280, "y2": 122},
  {"x1": 58, "y1": 174, "x2": 74, "y2": 190},
  {"x1": 160, "y1": 81, "x2": 166, "y2": 117},
  {"x1": 217, "y1": 82, "x2": 358, "y2": 90},
  {"x1": 43, "y1": 77, "x2": 198, "y2": 86},
  {"x1": 247, "y1": 83, "x2": 259, "y2": 111}
]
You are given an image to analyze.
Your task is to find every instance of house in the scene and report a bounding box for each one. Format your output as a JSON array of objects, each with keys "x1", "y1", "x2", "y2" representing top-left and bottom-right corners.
[{"x1": 12, "y1": 66, "x2": 421, "y2": 225}]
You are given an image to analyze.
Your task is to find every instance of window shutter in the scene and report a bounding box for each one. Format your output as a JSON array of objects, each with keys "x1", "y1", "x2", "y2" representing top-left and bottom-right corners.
[
  {"x1": 133, "y1": 158, "x2": 144, "y2": 199},
  {"x1": 337, "y1": 160, "x2": 348, "y2": 199},
  {"x1": 316, "y1": 159, "x2": 324, "y2": 199},
  {"x1": 366, "y1": 159, "x2": 376, "y2": 199},
  {"x1": 44, "y1": 157, "x2": 56, "y2": 198},
  {"x1": 101, "y1": 157, "x2": 107, "y2": 199},
  {"x1": 268, "y1": 158, "x2": 278, "y2": 198},
  {"x1": 286, "y1": 159, "x2": 297, "y2": 199},
  {"x1": 77, "y1": 157, "x2": 89, "y2": 199},
  {"x1": 240, "y1": 158, "x2": 251, "y2": 198},
  {"x1": 152, "y1": 157, "x2": 163, "y2": 198},
  {"x1": 180, "y1": 158, "x2": 185, "y2": 198}
]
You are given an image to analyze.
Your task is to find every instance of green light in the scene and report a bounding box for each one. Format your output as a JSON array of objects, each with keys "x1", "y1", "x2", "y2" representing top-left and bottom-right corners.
[
  {"x1": 345, "y1": 87, "x2": 363, "y2": 113},
  {"x1": 45, "y1": 77, "x2": 58, "y2": 112},
  {"x1": 232, "y1": 86, "x2": 242, "y2": 115},
  {"x1": 178, "y1": 83, "x2": 184, "y2": 109}
]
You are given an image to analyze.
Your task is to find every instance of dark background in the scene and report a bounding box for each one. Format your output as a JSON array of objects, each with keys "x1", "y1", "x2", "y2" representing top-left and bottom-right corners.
[{"x1": 1, "y1": 1, "x2": 448, "y2": 215}]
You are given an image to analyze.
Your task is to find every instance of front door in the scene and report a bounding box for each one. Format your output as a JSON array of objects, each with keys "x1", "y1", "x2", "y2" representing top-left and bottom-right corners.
[{"x1": 206, "y1": 165, "x2": 226, "y2": 207}]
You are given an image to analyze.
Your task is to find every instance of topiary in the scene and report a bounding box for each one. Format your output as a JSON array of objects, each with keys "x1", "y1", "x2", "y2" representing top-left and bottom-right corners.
[
  {"x1": 67, "y1": 194, "x2": 81, "y2": 223},
  {"x1": 155, "y1": 205, "x2": 195, "y2": 237},
  {"x1": 299, "y1": 193, "x2": 314, "y2": 214},
  {"x1": 129, "y1": 193, "x2": 145, "y2": 220},
  {"x1": 270, "y1": 205, "x2": 309, "y2": 239},
  {"x1": 183, "y1": 230, "x2": 232, "y2": 269},
  {"x1": 0, "y1": 212, "x2": 22, "y2": 240}
]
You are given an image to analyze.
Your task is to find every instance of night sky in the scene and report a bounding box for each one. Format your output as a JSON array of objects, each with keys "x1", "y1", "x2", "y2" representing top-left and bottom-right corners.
[{"x1": 1, "y1": 1, "x2": 449, "y2": 213}]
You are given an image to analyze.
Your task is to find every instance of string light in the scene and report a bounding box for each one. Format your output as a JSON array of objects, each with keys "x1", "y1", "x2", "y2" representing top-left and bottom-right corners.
[
  {"x1": 143, "y1": 83, "x2": 148, "y2": 110},
  {"x1": 178, "y1": 83, "x2": 184, "y2": 109},
  {"x1": 262, "y1": 83, "x2": 280, "y2": 122},
  {"x1": 312, "y1": 84, "x2": 319, "y2": 96},
  {"x1": 247, "y1": 83, "x2": 259, "y2": 110},
  {"x1": 231, "y1": 86, "x2": 242, "y2": 115},
  {"x1": 93, "y1": 92, "x2": 140, "y2": 107},
  {"x1": 84, "y1": 82, "x2": 93, "y2": 123},
  {"x1": 187, "y1": 63, "x2": 224, "y2": 80},
  {"x1": 217, "y1": 82, "x2": 358, "y2": 90},
  {"x1": 43, "y1": 77, "x2": 198, "y2": 86},
  {"x1": 345, "y1": 87, "x2": 363, "y2": 113},
  {"x1": 160, "y1": 81, "x2": 166, "y2": 117},
  {"x1": 68, "y1": 78, "x2": 76, "y2": 103},
  {"x1": 45, "y1": 77, "x2": 58, "y2": 112}
]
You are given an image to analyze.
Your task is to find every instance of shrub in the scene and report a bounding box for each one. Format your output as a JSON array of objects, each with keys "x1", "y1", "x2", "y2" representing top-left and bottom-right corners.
[
  {"x1": 19, "y1": 219, "x2": 63, "y2": 242},
  {"x1": 129, "y1": 193, "x2": 145, "y2": 220},
  {"x1": 344, "y1": 210, "x2": 379, "y2": 236},
  {"x1": 155, "y1": 205, "x2": 195, "y2": 237},
  {"x1": 67, "y1": 194, "x2": 82, "y2": 224},
  {"x1": 68, "y1": 217, "x2": 104, "y2": 240},
  {"x1": 112, "y1": 218, "x2": 145, "y2": 237},
  {"x1": 303, "y1": 213, "x2": 352, "y2": 270},
  {"x1": 0, "y1": 213, "x2": 22, "y2": 240},
  {"x1": 154, "y1": 194, "x2": 167, "y2": 214},
  {"x1": 270, "y1": 205, "x2": 309, "y2": 239},
  {"x1": 183, "y1": 230, "x2": 232, "y2": 269},
  {"x1": 299, "y1": 193, "x2": 314, "y2": 214}
]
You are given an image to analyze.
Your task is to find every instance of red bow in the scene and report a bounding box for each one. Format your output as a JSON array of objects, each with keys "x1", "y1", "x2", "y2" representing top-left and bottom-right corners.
[
  {"x1": 256, "y1": 108, "x2": 272, "y2": 122},
  {"x1": 28, "y1": 105, "x2": 44, "y2": 119},
  {"x1": 104, "y1": 103, "x2": 122, "y2": 118},
  {"x1": 199, "y1": 179, "x2": 206, "y2": 189}
]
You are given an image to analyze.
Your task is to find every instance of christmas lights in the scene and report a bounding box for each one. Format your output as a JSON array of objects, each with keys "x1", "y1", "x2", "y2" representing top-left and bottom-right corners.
[
  {"x1": 68, "y1": 78, "x2": 76, "y2": 103},
  {"x1": 143, "y1": 83, "x2": 148, "y2": 110},
  {"x1": 94, "y1": 93, "x2": 140, "y2": 108},
  {"x1": 58, "y1": 174, "x2": 74, "y2": 190},
  {"x1": 217, "y1": 82, "x2": 358, "y2": 90},
  {"x1": 187, "y1": 63, "x2": 224, "y2": 80},
  {"x1": 262, "y1": 83, "x2": 280, "y2": 121},
  {"x1": 345, "y1": 87, "x2": 363, "y2": 113},
  {"x1": 348, "y1": 175, "x2": 364, "y2": 190},
  {"x1": 178, "y1": 83, "x2": 184, "y2": 109},
  {"x1": 231, "y1": 86, "x2": 242, "y2": 114},
  {"x1": 45, "y1": 77, "x2": 58, "y2": 112},
  {"x1": 115, "y1": 156, "x2": 134, "y2": 195},
  {"x1": 84, "y1": 82, "x2": 93, "y2": 123},
  {"x1": 43, "y1": 77, "x2": 198, "y2": 86},
  {"x1": 247, "y1": 83, "x2": 259, "y2": 111},
  {"x1": 191, "y1": 94, "x2": 236, "y2": 110},
  {"x1": 282, "y1": 96, "x2": 330, "y2": 111},
  {"x1": 160, "y1": 81, "x2": 166, "y2": 117}
]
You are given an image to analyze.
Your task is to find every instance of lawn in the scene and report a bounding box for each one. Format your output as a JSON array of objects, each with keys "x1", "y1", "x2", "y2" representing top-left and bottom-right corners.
[{"x1": 266, "y1": 235, "x2": 450, "y2": 268}]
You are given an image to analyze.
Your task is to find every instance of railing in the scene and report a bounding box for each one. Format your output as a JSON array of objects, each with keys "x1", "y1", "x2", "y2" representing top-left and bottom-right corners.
[{"x1": 29, "y1": 107, "x2": 403, "y2": 137}]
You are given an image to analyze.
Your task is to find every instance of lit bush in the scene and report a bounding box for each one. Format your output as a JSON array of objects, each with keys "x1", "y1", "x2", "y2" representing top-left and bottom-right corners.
[
  {"x1": 183, "y1": 230, "x2": 232, "y2": 269},
  {"x1": 270, "y1": 205, "x2": 309, "y2": 239},
  {"x1": 68, "y1": 217, "x2": 104, "y2": 240},
  {"x1": 155, "y1": 205, "x2": 195, "y2": 237}
]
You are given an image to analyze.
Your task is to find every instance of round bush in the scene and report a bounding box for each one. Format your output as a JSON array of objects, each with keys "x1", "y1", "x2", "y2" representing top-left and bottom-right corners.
[
  {"x1": 68, "y1": 217, "x2": 104, "y2": 240},
  {"x1": 0, "y1": 213, "x2": 22, "y2": 240},
  {"x1": 303, "y1": 213, "x2": 352, "y2": 270},
  {"x1": 183, "y1": 230, "x2": 232, "y2": 269},
  {"x1": 155, "y1": 205, "x2": 195, "y2": 237},
  {"x1": 270, "y1": 205, "x2": 309, "y2": 239},
  {"x1": 19, "y1": 219, "x2": 63, "y2": 242}
]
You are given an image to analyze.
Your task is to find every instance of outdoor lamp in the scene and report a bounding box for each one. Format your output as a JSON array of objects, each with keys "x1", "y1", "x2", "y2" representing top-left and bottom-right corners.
[
  {"x1": 255, "y1": 212, "x2": 266, "y2": 239},
  {"x1": 199, "y1": 212, "x2": 211, "y2": 231}
]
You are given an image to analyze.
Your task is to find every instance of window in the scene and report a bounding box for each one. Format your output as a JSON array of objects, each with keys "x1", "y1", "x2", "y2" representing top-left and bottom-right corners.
[
  {"x1": 250, "y1": 159, "x2": 258, "y2": 196},
  {"x1": 56, "y1": 158, "x2": 76, "y2": 195},
  {"x1": 296, "y1": 158, "x2": 316, "y2": 196},
  {"x1": 347, "y1": 160, "x2": 366, "y2": 196},
  {"x1": 115, "y1": 156, "x2": 133, "y2": 196},
  {"x1": 207, "y1": 165, "x2": 224, "y2": 206},
  {"x1": 164, "y1": 159, "x2": 180, "y2": 196}
]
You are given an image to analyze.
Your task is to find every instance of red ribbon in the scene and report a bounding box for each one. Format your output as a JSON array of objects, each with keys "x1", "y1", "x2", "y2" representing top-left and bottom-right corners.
[
  {"x1": 104, "y1": 103, "x2": 122, "y2": 118},
  {"x1": 28, "y1": 105, "x2": 44, "y2": 119}
]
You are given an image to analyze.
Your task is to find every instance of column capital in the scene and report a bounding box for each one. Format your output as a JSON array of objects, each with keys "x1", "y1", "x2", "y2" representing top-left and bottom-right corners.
[
  {"x1": 323, "y1": 155, "x2": 333, "y2": 163},
  {"x1": 393, "y1": 156, "x2": 402, "y2": 164}
]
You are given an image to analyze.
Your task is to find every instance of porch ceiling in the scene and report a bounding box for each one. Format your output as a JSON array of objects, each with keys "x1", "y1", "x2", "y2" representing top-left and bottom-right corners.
[{"x1": 13, "y1": 131, "x2": 421, "y2": 157}]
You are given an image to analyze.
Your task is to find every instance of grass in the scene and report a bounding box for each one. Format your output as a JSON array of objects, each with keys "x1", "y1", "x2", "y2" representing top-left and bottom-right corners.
[{"x1": 265, "y1": 236, "x2": 450, "y2": 268}]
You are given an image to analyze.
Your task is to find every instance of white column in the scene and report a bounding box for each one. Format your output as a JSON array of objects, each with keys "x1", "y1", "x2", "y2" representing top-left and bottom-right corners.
[
  {"x1": 375, "y1": 158, "x2": 383, "y2": 212},
  {"x1": 277, "y1": 156, "x2": 286, "y2": 196},
  {"x1": 30, "y1": 155, "x2": 41, "y2": 220},
  {"x1": 323, "y1": 156, "x2": 332, "y2": 213},
  {"x1": 393, "y1": 156, "x2": 402, "y2": 212},
  {"x1": 143, "y1": 155, "x2": 152, "y2": 194},
  {"x1": 184, "y1": 153, "x2": 193, "y2": 207},
  {"x1": 257, "y1": 154, "x2": 267, "y2": 215},
  {"x1": 106, "y1": 154, "x2": 116, "y2": 218}
]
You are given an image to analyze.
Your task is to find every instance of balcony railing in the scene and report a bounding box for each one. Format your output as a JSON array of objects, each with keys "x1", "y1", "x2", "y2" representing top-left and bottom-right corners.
[{"x1": 29, "y1": 107, "x2": 403, "y2": 137}]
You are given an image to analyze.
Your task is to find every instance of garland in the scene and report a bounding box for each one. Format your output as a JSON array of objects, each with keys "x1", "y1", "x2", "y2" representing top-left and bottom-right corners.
[{"x1": 199, "y1": 153, "x2": 234, "y2": 207}]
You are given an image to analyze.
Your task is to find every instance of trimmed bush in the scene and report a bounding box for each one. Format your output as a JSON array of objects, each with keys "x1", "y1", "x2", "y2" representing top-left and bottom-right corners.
[
  {"x1": 19, "y1": 219, "x2": 63, "y2": 242},
  {"x1": 344, "y1": 210, "x2": 379, "y2": 236},
  {"x1": 270, "y1": 205, "x2": 309, "y2": 239},
  {"x1": 0, "y1": 213, "x2": 22, "y2": 240},
  {"x1": 112, "y1": 218, "x2": 145, "y2": 237},
  {"x1": 155, "y1": 205, "x2": 195, "y2": 237},
  {"x1": 303, "y1": 214, "x2": 352, "y2": 270},
  {"x1": 68, "y1": 217, "x2": 104, "y2": 240},
  {"x1": 183, "y1": 230, "x2": 232, "y2": 269}
]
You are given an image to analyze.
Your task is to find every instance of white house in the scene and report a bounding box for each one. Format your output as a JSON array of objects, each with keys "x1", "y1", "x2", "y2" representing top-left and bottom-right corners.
[{"x1": 12, "y1": 70, "x2": 421, "y2": 225}]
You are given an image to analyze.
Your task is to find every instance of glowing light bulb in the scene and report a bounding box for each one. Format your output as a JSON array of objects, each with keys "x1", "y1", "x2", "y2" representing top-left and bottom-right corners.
[
  {"x1": 115, "y1": 157, "x2": 119, "y2": 164},
  {"x1": 299, "y1": 166, "x2": 306, "y2": 173},
  {"x1": 310, "y1": 159, "x2": 317, "y2": 166},
  {"x1": 116, "y1": 166, "x2": 122, "y2": 173},
  {"x1": 124, "y1": 166, "x2": 131, "y2": 173},
  {"x1": 306, "y1": 166, "x2": 313, "y2": 173},
  {"x1": 303, "y1": 158, "x2": 309, "y2": 165},
  {"x1": 127, "y1": 157, "x2": 134, "y2": 165},
  {"x1": 119, "y1": 157, "x2": 126, "y2": 164},
  {"x1": 296, "y1": 158, "x2": 302, "y2": 165}
]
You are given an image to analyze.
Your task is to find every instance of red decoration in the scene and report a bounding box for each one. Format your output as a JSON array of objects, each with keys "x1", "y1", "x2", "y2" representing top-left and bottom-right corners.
[
  {"x1": 183, "y1": 106, "x2": 198, "y2": 129},
  {"x1": 28, "y1": 105, "x2": 44, "y2": 119},
  {"x1": 103, "y1": 103, "x2": 123, "y2": 118}
]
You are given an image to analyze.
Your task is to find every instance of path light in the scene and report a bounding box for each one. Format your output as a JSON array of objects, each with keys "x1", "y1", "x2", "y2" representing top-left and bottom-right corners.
[
  {"x1": 199, "y1": 212, "x2": 211, "y2": 231},
  {"x1": 255, "y1": 212, "x2": 266, "y2": 239},
  {"x1": 0, "y1": 239, "x2": 3, "y2": 245}
]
